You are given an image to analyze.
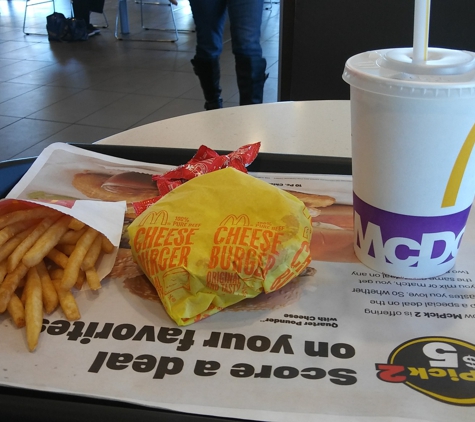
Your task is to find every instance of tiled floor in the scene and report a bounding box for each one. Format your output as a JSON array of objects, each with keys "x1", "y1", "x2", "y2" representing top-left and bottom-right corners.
[{"x1": 0, "y1": 0, "x2": 280, "y2": 162}]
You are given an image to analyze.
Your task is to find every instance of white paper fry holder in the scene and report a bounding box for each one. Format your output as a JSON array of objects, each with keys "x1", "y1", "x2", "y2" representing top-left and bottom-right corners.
[{"x1": 0, "y1": 198, "x2": 126, "y2": 280}]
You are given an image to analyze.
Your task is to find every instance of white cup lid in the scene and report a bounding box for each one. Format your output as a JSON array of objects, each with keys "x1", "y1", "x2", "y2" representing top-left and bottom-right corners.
[
  {"x1": 382, "y1": 48, "x2": 475, "y2": 75},
  {"x1": 343, "y1": 48, "x2": 475, "y2": 99}
]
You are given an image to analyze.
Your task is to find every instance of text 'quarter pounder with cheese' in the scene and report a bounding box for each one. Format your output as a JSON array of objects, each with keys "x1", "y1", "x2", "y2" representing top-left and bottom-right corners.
[{"x1": 128, "y1": 167, "x2": 313, "y2": 325}]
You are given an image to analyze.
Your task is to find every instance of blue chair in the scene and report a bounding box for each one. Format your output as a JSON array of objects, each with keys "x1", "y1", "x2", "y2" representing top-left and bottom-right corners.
[{"x1": 115, "y1": 0, "x2": 178, "y2": 42}]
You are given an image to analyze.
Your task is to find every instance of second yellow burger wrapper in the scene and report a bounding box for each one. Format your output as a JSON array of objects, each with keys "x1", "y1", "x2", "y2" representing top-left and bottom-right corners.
[{"x1": 128, "y1": 167, "x2": 313, "y2": 325}]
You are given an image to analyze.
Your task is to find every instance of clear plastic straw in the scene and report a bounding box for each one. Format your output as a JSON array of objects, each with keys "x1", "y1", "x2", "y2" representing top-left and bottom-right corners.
[{"x1": 412, "y1": 0, "x2": 431, "y2": 63}]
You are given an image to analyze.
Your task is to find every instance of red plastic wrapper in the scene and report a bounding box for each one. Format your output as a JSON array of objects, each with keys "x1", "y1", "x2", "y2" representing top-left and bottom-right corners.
[{"x1": 133, "y1": 142, "x2": 260, "y2": 216}]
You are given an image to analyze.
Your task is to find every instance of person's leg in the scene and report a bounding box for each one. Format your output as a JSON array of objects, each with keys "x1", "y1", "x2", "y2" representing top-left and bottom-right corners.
[
  {"x1": 72, "y1": 0, "x2": 101, "y2": 36},
  {"x1": 189, "y1": 0, "x2": 227, "y2": 60},
  {"x1": 228, "y1": 0, "x2": 267, "y2": 105},
  {"x1": 227, "y1": 0, "x2": 264, "y2": 58},
  {"x1": 85, "y1": 0, "x2": 104, "y2": 35},
  {"x1": 72, "y1": 0, "x2": 90, "y2": 26},
  {"x1": 189, "y1": 0, "x2": 227, "y2": 110}
]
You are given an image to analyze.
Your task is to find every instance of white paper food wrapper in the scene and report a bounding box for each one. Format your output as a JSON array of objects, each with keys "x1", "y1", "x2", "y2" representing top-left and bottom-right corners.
[{"x1": 0, "y1": 198, "x2": 126, "y2": 280}]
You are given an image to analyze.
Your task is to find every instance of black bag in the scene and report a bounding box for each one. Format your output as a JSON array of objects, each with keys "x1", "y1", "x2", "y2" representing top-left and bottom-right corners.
[
  {"x1": 46, "y1": 12, "x2": 88, "y2": 42},
  {"x1": 63, "y1": 18, "x2": 88, "y2": 42},
  {"x1": 46, "y1": 12, "x2": 69, "y2": 42}
]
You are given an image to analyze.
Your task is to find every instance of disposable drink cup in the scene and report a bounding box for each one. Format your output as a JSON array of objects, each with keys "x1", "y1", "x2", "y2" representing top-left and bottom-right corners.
[{"x1": 343, "y1": 47, "x2": 475, "y2": 278}]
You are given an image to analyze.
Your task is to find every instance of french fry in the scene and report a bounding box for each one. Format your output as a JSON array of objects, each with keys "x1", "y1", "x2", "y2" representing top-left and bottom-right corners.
[
  {"x1": 82, "y1": 234, "x2": 102, "y2": 270},
  {"x1": 36, "y1": 261, "x2": 59, "y2": 314},
  {"x1": 0, "y1": 226, "x2": 36, "y2": 263},
  {"x1": 0, "y1": 220, "x2": 39, "y2": 248},
  {"x1": 101, "y1": 234, "x2": 115, "y2": 254},
  {"x1": 46, "y1": 248, "x2": 69, "y2": 269},
  {"x1": 85, "y1": 268, "x2": 101, "y2": 290},
  {"x1": 7, "y1": 293, "x2": 26, "y2": 328},
  {"x1": 56, "y1": 244, "x2": 75, "y2": 256},
  {"x1": 0, "y1": 263, "x2": 29, "y2": 313},
  {"x1": 0, "y1": 206, "x2": 59, "y2": 230},
  {"x1": 52, "y1": 279, "x2": 81, "y2": 321},
  {"x1": 74, "y1": 270, "x2": 86, "y2": 290},
  {"x1": 22, "y1": 215, "x2": 72, "y2": 268},
  {"x1": 17, "y1": 276, "x2": 26, "y2": 291},
  {"x1": 0, "y1": 259, "x2": 7, "y2": 285},
  {"x1": 68, "y1": 218, "x2": 85, "y2": 231},
  {"x1": 61, "y1": 227, "x2": 99, "y2": 290},
  {"x1": 0, "y1": 203, "x2": 117, "y2": 351},
  {"x1": 7, "y1": 215, "x2": 61, "y2": 273},
  {"x1": 25, "y1": 267, "x2": 43, "y2": 352},
  {"x1": 21, "y1": 283, "x2": 27, "y2": 305},
  {"x1": 49, "y1": 268, "x2": 64, "y2": 280},
  {"x1": 58, "y1": 227, "x2": 87, "y2": 245}
]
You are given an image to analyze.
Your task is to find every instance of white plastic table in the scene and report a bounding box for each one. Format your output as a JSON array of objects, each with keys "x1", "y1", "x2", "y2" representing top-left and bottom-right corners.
[{"x1": 98, "y1": 100, "x2": 351, "y2": 158}]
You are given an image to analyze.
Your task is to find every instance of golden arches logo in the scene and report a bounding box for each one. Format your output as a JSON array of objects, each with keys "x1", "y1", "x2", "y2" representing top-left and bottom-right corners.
[
  {"x1": 303, "y1": 226, "x2": 311, "y2": 240},
  {"x1": 220, "y1": 214, "x2": 250, "y2": 226},
  {"x1": 138, "y1": 210, "x2": 169, "y2": 227},
  {"x1": 442, "y1": 123, "x2": 475, "y2": 208}
]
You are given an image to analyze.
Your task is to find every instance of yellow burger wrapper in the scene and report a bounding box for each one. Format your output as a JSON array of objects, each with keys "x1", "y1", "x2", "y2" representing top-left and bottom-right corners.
[{"x1": 128, "y1": 167, "x2": 312, "y2": 326}]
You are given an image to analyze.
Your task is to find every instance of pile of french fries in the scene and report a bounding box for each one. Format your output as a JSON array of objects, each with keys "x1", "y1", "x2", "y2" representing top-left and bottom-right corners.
[{"x1": 0, "y1": 203, "x2": 114, "y2": 352}]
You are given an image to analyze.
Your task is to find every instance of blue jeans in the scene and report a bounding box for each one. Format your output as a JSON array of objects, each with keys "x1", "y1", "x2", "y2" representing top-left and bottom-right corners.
[{"x1": 188, "y1": 0, "x2": 264, "y2": 60}]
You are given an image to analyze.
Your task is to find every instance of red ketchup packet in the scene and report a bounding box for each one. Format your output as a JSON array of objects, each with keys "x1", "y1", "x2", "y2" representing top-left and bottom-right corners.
[{"x1": 132, "y1": 142, "x2": 260, "y2": 216}]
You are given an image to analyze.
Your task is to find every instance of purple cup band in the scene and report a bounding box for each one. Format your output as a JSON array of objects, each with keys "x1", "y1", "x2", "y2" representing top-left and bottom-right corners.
[{"x1": 353, "y1": 193, "x2": 471, "y2": 270}]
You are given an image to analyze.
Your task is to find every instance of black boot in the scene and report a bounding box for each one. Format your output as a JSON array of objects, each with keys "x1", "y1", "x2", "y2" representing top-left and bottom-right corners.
[
  {"x1": 191, "y1": 58, "x2": 223, "y2": 111},
  {"x1": 235, "y1": 56, "x2": 267, "y2": 105}
]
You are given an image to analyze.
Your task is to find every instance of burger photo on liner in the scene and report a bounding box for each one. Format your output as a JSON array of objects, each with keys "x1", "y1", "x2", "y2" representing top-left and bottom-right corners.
[{"x1": 284, "y1": 190, "x2": 357, "y2": 264}]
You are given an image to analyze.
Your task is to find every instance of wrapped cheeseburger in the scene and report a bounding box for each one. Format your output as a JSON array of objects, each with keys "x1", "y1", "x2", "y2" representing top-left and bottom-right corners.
[{"x1": 128, "y1": 167, "x2": 312, "y2": 325}]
